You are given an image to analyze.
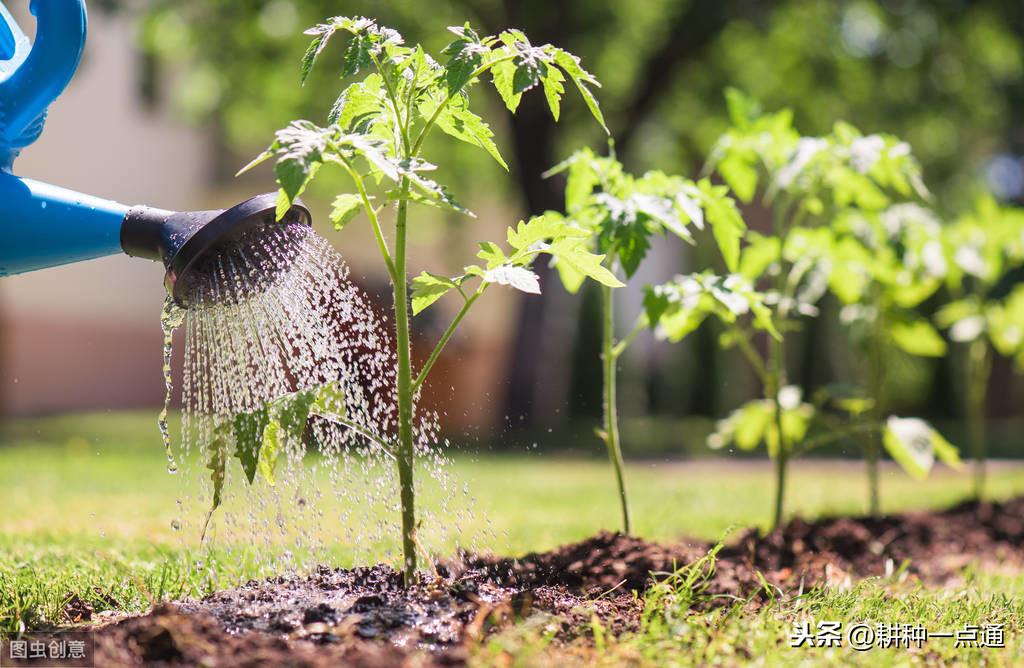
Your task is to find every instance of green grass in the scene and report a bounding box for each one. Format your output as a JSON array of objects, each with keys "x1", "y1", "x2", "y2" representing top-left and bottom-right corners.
[{"x1": 1, "y1": 412, "x2": 1023, "y2": 665}]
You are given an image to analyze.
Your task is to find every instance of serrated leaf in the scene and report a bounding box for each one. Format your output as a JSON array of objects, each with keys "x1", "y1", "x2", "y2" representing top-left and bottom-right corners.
[
  {"x1": 477, "y1": 241, "x2": 508, "y2": 269},
  {"x1": 483, "y1": 264, "x2": 541, "y2": 294},
  {"x1": 513, "y1": 55, "x2": 546, "y2": 94},
  {"x1": 491, "y1": 58, "x2": 522, "y2": 112},
  {"x1": 233, "y1": 407, "x2": 269, "y2": 485},
  {"x1": 506, "y1": 214, "x2": 585, "y2": 252},
  {"x1": 301, "y1": 29, "x2": 333, "y2": 85},
  {"x1": 278, "y1": 388, "x2": 317, "y2": 438},
  {"x1": 551, "y1": 48, "x2": 607, "y2": 133},
  {"x1": 642, "y1": 286, "x2": 671, "y2": 327},
  {"x1": 443, "y1": 39, "x2": 484, "y2": 95},
  {"x1": 207, "y1": 424, "x2": 228, "y2": 512},
  {"x1": 264, "y1": 120, "x2": 331, "y2": 219},
  {"x1": 421, "y1": 98, "x2": 507, "y2": 170},
  {"x1": 411, "y1": 271, "x2": 459, "y2": 314},
  {"x1": 541, "y1": 66, "x2": 565, "y2": 121},
  {"x1": 724, "y1": 87, "x2": 760, "y2": 128},
  {"x1": 611, "y1": 223, "x2": 651, "y2": 278},
  {"x1": 330, "y1": 76, "x2": 384, "y2": 130},
  {"x1": 547, "y1": 239, "x2": 624, "y2": 288},
  {"x1": 342, "y1": 33, "x2": 373, "y2": 78},
  {"x1": 329, "y1": 194, "x2": 363, "y2": 230}
]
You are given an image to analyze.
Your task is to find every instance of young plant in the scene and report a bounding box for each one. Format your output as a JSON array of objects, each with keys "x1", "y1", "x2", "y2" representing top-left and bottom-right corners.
[
  {"x1": 700, "y1": 91, "x2": 947, "y2": 527},
  {"x1": 800, "y1": 204, "x2": 961, "y2": 514},
  {"x1": 546, "y1": 147, "x2": 746, "y2": 533},
  {"x1": 240, "y1": 17, "x2": 618, "y2": 583},
  {"x1": 934, "y1": 197, "x2": 1024, "y2": 499}
]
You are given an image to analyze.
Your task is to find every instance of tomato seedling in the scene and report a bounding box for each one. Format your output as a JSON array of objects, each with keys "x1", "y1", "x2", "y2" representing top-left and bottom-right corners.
[
  {"x1": 546, "y1": 147, "x2": 746, "y2": 532},
  {"x1": 244, "y1": 17, "x2": 616, "y2": 583}
]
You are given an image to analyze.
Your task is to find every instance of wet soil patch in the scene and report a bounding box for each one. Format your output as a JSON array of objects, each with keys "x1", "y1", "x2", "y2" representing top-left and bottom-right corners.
[{"x1": 86, "y1": 497, "x2": 1023, "y2": 667}]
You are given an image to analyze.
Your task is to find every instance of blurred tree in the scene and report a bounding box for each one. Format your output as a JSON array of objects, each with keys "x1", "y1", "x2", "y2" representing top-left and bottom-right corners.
[{"x1": 136, "y1": 0, "x2": 1024, "y2": 429}]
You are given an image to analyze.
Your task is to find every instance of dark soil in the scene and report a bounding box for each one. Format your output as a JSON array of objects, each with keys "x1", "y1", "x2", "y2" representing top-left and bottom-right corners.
[{"x1": 78, "y1": 497, "x2": 1023, "y2": 667}]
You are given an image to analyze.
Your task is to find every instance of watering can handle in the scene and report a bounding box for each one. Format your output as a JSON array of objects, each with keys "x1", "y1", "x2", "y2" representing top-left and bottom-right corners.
[{"x1": 0, "y1": 0, "x2": 87, "y2": 161}]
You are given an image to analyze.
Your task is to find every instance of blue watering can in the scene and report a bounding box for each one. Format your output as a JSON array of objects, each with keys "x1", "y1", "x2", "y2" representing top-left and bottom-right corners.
[{"x1": 0, "y1": 0, "x2": 309, "y2": 306}]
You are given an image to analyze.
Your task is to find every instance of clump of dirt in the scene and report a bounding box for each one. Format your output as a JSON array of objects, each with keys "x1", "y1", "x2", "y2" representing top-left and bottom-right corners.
[{"x1": 83, "y1": 497, "x2": 1023, "y2": 667}]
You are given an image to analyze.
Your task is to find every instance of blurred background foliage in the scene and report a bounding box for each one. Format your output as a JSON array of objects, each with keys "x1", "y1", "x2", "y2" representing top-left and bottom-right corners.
[{"x1": 126, "y1": 0, "x2": 1024, "y2": 448}]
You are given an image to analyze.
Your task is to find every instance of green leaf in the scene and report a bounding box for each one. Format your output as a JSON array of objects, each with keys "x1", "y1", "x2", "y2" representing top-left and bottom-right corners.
[
  {"x1": 610, "y1": 223, "x2": 651, "y2": 278},
  {"x1": 541, "y1": 66, "x2": 565, "y2": 121},
  {"x1": 491, "y1": 58, "x2": 522, "y2": 112},
  {"x1": 698, "y1": 180, "x2": 746, "y2": 272},
  {"x1": 442, "y1": 36, "x2": 484, "y2": 96},
  {"x1": 738, "y1": 234, "x2": 781, "y2": 280},
  {"x1": 265, "y1": 120, "x2": 332, "y2": 219},
  {"x1": 329, "y1": 76, "x2": 384, "y2": 130},
  {"x1": 207, "y1": 425, "x2": 228, "y2": 512},
  {"x1": 513, "y1": 54, "x2": 547, "y2": 94},
  {"x1": 411, "y1": 271, "x2": 459, "y2": 314},
  {"x1": 421, "y1": 98, "x2": 507, "y2": 170},
  {"x1": 642, "y1": 286, "x2": 671, "y2": 326},
  {"x1": 724, "y1": 87, "x2": 760, "y2": 128},
  {"x1": 311, "y1": 381, "x2": 347, "y2": 421},
  {"x1": 477, "y1": 241, "x2": 508, "y2": 268},
  {"x1": 550, "y1": 48, "x2": 607, "y2": 134},
  {"x1": 565, "y1": 151, "x2": 599, "y2": 212},
  {"x1": 506, "y1": 214, "x2": 583, "y2": 252},
  {"x1": 733, "y1": 401, "x2": 774, "y2": 450},
  {"x1": 342, "y1": 33, "x2": 373, "y2": 78},
  {"x1": 890, "y1": 320, "x2": 947, "y2": 357},
  {"x1": 658, "y1": 307, "x2": 707, "y2": 343},
  {"x1": 258, "y1": 420, "x2": 281, "y2": 486},
  {"x1": 932, "y1": 428, "x2": 962, "y2": 469},
  {"x1": 717, "y1": 152, "x2": 758, "y2": 203},
  {"x1": 233, "y1": 407, "x2": 270, "y2": 485},
  {"x1": 301, "y1": 30, "x2": 331, "y2": 85},
  {"x1": 277, "y1": 388, "x2": 317, "y2": 438},
  {"x1": 329, "y1": 193, "x2": 363, "y2": 230},
  {"x1": 547, "y1": 239, "x2": 624, "y2": 288}
]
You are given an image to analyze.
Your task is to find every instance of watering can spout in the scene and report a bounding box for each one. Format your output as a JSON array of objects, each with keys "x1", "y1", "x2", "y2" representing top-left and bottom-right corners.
[{"x1": 0, "y1": 0, "x2": 313, "y2": 307}]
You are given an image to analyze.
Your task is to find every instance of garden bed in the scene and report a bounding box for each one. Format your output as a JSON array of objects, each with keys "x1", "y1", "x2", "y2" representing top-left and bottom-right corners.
[{"x1": 85, "y1": 497, "x2": 1024, "y2": 667}]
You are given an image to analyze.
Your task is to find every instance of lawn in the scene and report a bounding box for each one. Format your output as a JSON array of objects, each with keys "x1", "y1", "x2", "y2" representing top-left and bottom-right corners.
[{"x1": 1, "y1": 411, "x2": 1023, "y2": 665}]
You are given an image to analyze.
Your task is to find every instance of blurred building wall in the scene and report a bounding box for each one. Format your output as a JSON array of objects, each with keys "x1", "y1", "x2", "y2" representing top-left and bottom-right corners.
[{"x1": 0, "y1": 6, "x2": 211, "y2": 415}]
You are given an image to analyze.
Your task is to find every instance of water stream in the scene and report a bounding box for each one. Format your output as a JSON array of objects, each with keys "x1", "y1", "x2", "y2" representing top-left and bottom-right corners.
[{"x1": 158, "y1": 222, "x2": 478, "y2": 575}]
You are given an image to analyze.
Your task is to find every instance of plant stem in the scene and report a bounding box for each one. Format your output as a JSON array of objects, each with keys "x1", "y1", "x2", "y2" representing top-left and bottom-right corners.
[
  {"x1": 864, "y1": 432, "x2": 879, "y2": 516},
  {"x1": 392, "y1": 176, "x2": 417, "y2": 584},
  {"x1": 772, "y1": 447, "x2": 788, "y2": 533},
  {"x1": 601, "y1": 284, "x2": 631, "y2": 534},
  {"x1": 967, "y1": 339, "x2": 991, "y2": 500},
  {"x1": 336, "y1": 157, "x2": 396, "y2": 280},
  {"x1": 412, "y1": 288, "x2": 485, "y2": 393},
  {"x1": 768, "y1": 336, "x2": 788, "y2": 532},
  {"x1": 864, "y1": 305, "x2": 885, "y2": 517}
]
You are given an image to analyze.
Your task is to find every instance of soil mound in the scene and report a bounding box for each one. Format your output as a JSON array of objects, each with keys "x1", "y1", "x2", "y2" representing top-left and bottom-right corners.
[{"x1": 76, "y1": 498, "x2": 1023, "y2": 667}]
